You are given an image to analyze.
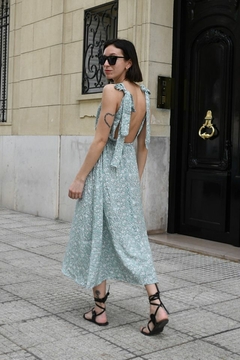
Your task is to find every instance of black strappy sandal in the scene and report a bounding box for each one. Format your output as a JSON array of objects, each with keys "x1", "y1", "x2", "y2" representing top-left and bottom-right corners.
[
  {"x1": 83, "y1": 289, "x2": 110, "y2": 326},
  {"x1": 141, "y1": 284, "x2": 169, "y2": 336}
]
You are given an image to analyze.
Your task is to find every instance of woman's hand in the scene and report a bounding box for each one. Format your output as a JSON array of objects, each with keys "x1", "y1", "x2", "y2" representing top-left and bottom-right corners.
[{"x1": 68, "y1": 179, "x2": 85, "y2": 199}]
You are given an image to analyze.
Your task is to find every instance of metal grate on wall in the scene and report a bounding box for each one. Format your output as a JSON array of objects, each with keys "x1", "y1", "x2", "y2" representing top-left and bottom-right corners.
[
  {"x1": 0, "y1": 0, "x2": 9, "y2": 122},
  {"x1": 82, "y1": 0, "x2": 118, "y2": 94}
]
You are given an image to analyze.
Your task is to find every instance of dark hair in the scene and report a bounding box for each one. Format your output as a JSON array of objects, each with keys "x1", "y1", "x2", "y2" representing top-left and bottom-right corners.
[{"x1": 103, "y1": 39, "x2": 143, "y2": 82}]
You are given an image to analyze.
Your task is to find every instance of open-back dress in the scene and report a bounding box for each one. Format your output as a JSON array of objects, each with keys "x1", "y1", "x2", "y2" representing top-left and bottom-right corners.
[{"x1": 62, "y1": 83, "x2": 158, "y2": 289}]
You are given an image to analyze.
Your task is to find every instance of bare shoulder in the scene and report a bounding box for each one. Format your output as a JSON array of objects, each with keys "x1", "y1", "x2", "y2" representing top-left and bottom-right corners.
[
  {"x1": 102, "y1": 84, "x2": 123, "y2": 103},
  {"x1": 102, "y1": 83, "x2": 116, "y2": 95},
  {"x1": 104, "y1": 83, "x2": 126, "y2": 93}
]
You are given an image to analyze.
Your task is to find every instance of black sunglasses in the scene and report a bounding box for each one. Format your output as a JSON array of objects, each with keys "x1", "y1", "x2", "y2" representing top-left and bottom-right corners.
[{"x1": 99, "y1": 55, "x2": 125, "y2": 66}]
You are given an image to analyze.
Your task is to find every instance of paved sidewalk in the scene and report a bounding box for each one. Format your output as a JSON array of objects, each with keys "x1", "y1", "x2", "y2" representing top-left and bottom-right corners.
[{"x1": 0, "y1": 208, "x2": 240, "y2": 360}]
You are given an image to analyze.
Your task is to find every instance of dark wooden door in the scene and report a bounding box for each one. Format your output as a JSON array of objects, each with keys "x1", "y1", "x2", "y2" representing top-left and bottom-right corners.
[{"x1": 168, "y1": 0, "x2": 240, "y2": 246}]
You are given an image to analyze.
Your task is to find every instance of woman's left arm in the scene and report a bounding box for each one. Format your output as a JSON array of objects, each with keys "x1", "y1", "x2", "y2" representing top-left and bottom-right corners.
[{"x1": 68, "y1": 85, "x2": 118, "y2": 199}]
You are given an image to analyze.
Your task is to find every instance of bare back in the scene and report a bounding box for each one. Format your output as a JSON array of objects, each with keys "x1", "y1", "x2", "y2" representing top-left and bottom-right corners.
[{"x1": 114, "y1": 82, "x2": 146, "y2": 143}]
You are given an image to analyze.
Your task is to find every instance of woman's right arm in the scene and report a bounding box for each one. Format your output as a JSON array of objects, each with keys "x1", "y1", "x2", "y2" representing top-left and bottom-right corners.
[{"x1": 68, "y1": 85, "x2": 120, "y2": 199}]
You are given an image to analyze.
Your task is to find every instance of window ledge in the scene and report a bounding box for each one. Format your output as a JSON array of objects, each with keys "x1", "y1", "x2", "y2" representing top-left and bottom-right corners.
[
  {"x1": 0, "y1": 122, "x2": 12, "y2": 126},
  {"x1": 77, "y1": 93, "x2": 102, "y2": 101},
  {"x1": 0, "y1": 122, "x2": 12, "y2": 135}
]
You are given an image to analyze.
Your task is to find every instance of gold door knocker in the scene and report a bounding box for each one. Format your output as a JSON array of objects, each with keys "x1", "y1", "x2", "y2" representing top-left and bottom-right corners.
[{"x1": 198, "y1": 110, "x2": 215, "y2": 140}]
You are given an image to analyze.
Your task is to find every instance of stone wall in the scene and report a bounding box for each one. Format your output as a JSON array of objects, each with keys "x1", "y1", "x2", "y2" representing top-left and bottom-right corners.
[{"x1": 0, "y1": 0, "x2": 173, "y2": 231}]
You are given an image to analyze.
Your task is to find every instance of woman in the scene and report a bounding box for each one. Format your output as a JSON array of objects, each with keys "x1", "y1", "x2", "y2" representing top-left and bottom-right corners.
[{"x1": 62, "y1": 39, "x2": 169, "y2": 336}]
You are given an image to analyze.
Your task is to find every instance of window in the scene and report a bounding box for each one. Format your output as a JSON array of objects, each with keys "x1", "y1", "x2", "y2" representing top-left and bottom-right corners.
[
  {"x1": 0, "y1": 0, "x2": 9, "y2": 122},
  {"x1": 82, "y1": 1, "x2": 118, "y2": 95}
]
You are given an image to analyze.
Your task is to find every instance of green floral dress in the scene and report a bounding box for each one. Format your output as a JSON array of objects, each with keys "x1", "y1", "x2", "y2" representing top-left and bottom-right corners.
[{"x1": 62, "y1": 83, "x2": 158, "y2": 288}]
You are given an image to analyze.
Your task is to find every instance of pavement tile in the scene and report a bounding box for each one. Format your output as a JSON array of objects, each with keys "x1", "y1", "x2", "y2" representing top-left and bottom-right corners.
[
  {"x1": 154, "y1": 253, "x2": 228, "y2": 273},
  {"x1": 0, "y1": 300, "x2": 50, "y2": 325},
  {"x1": 31, "y1": 229, "x2": 68, "y2": 238},
  {"x1": 41, "y1": 252, "x2": 65, "y2": 262},
  {"x1": 57, "y1": 229, "x2": 71, "y2": 234},
  {"x1": 205, "y1": 298, "x2": 240, "y2": 322},
  {"x1": 30, "y1": 292, "x2": 91, "y2": 314},
  {"x1": 206, "y1": 327, "x2": 240, "y2": 355},
  {"x1": 28, "y1": 244, "x2": 65, "y2": 256},
  {"x1": 150, "y1": 245, "x2": 192, "y2": 262},
  {"x1": 164, "y1": 284, "x2": 238, "y2": 308},
  {"x1": 98, "y1": 325, "x2": 193, "y2": 357},
  {"x1": 59, "y1": 302, "x2": 145, "y2": 331},
  {"x1": 42, "y1": 234, "x2": 70, "y2": 245},
  {"x1": 0, "y1": 213, "x2": 36, "y2": 221},
  {"x1": 153, "y1": 273, "x2": 195, "y2": 291},
  {"x1": 0, "y1": 250, "x2": 59, "y2": 268},
  {"x1": 0, "y1": 289, "x2": 20, "y2": 302},
  {"x1": 111, "y1": 295, "x2": 150, "y2": 316},
  {"x1": 1, "y1": 235, "x2": 54, "y2": 249},
  {"x1": 169, "y1": 308, "x2": 239, "y2": 338},
  {"x1": 141, "y1": 339, "x2": 240, "y2": 359},
  {"x1": 0, "y1": 229, "x2": 14, "y2": 236},
  {"x1": 103, "y1": 281, "x2": 146, "y2": 301},
  {"x1": 1, "y1": 208, "x2": 240, "y2": 359},
  {"x1": 169, "y1": 261, "x2": 240, "y2": 284},
  {"x1": 41, "y1": 223, "x2": 71, "y2": 231},
  {"x1": 0, "y1": 269, "x2": 44, "y2": 287},
  {"x1": 205, "y1": 277, "x2": 240, "y2": 296},
  {"x1": 0, "y1": 350, "x2": 39, "y2": 359},
  {"x1": 0, "y1": 221, "x2": 33, "y2": 229},
  {"x1": 31, "y1": 264, "x2": 64, "y2": 278},
  {"x1": 18, "y1": 218, "x2": 63, "y2": 226},
  {"x1": 0, "y1": 243, "x2": 16, "y2": 252},
  {"x1": 0, "y1": 218, "x2": 15, "y2": 225},
  {"x1": 12, "y1": 227, "x2": 60, "y2": 237},
  {"x1": 0, "y1": 260, "x2": 14, "y2": 272},
  {"x1": 0, "y1": 317, "x2": 134, "y2": 360},
  {"x1": 3, "y1": 277, "x2": 90, "y2": 313},
  {"x1": 0, "y1": 249, "x2": 28, "y2": 262},
  {"x1": 159, "y1": 294, "x2": 195, "y2": 314},
  {"x1": 0, "y1": 334, "x2": 20, "y2": 354},
  {"x1": 28, "y1": 333, "x2": 135, "y2": 360},
  {"x1": 0, "y1": 316, "x2": 77, "y2": 348}
]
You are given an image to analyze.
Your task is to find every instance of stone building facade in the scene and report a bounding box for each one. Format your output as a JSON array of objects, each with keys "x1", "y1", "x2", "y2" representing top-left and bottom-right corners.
[{"x1": 0, "y1": 0, "x2": 173, "y2": 232}]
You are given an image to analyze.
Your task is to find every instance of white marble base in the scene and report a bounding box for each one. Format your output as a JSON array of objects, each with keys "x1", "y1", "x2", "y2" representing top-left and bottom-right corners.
[
  {"x1": 0, "y1": 135, "x2": 169, "y2": 231},
  {"x1": 59, "y1": 136, "x2": 94, "y2": 222},
  {"x1": 143, "y1": 137, "x2": 170, "y2": 231}
]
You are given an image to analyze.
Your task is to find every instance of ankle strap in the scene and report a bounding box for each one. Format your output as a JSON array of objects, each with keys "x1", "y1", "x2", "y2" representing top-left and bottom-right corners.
[
  {"x1": 148, "y1": 283, "x2": 160, "y2": 302},
  {"x1": 94, "y1": 287, "x2": 110, "y2": 303},
  {"x1": 148, "y1": 284, "x2": 169, "y2": 315}
]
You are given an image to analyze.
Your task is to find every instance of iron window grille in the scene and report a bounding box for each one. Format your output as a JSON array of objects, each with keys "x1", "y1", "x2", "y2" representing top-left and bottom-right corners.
[
  {"x1": 82, "y1": 1, "x2": 118, "y2": 94},
  {"x1": 0, "y1": 0, "x2": 9, "y2": 122}
]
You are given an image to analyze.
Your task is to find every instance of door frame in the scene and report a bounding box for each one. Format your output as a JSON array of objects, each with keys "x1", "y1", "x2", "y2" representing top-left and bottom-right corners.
[{"x1": 168, "y1": 0, "x2": 185, "y2": 233}]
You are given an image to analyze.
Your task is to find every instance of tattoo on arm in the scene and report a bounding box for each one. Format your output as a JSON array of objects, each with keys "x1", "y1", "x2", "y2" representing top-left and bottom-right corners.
[{"x1": 104, "y1": 112, "x2": 115, "y2": 128}]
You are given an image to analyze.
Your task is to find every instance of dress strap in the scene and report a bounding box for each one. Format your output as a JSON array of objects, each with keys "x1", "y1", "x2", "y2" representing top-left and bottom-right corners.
[
  {"x1": 111, "y1": 83, "x2": 135, "y2": 168},
  {"x1": 110, "y1": 83, "x2": 151, "y2": 168}
]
